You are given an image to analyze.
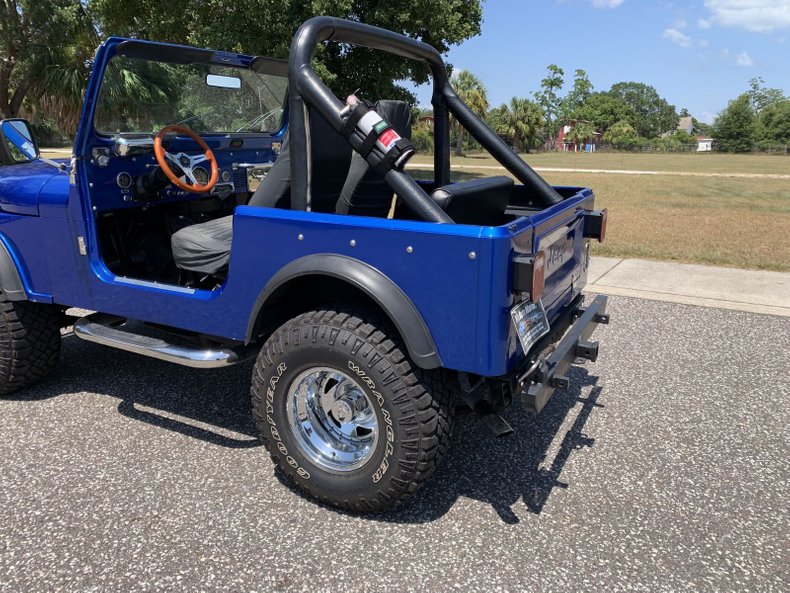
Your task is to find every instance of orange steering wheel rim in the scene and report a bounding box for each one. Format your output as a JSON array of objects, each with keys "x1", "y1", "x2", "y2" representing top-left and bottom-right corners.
[{"x1": 153, "y1": 124, "x2": 219, "y2": 193}]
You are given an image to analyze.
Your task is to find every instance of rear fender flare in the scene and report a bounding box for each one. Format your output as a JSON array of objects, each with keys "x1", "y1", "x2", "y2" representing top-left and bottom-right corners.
[{"x1": 247, "y1": 254, "x2": 441, "y2": 369}]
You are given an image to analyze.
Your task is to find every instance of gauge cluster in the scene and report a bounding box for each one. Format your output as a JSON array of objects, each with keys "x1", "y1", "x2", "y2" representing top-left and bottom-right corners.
[
  {"x1": 95, "y1": 154, "x2": 243, "y2": 211},
  {"x1": 87, "y1": 135, "x2": 280, "y2": 213},
  {"x1": 192, "y1": 166, "x2": 209, "y2": 186}
]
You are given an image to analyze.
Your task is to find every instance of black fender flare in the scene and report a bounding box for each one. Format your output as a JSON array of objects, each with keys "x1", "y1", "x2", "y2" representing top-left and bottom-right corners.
[
  {"x1": 0, "y1": 239, "x2": 27, "y2": 301},
  {"x1": 246, "y1": 254, "x2": 442, "y2": 369}
]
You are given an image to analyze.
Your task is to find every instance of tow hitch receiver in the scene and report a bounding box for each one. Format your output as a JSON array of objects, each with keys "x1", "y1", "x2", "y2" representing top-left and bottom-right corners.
[{"x1": 520, "y1": 295, "x2": 609, "y2": 414}]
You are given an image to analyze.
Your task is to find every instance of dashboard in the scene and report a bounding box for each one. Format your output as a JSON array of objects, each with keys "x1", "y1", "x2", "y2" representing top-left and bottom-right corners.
[{"x1": 85, "y1": 134, "x2": 279, "y2": 212}]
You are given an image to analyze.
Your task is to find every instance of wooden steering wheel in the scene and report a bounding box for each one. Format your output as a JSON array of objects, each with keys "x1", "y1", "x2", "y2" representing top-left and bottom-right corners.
[{"x1": 153, "y1": 124, "x2": 219, "y2": 193}]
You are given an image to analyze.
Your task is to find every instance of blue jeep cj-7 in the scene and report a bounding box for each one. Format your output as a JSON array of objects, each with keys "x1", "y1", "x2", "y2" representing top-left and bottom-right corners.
[{"x1": 0, "y1": 17, "x2": 609, "y2": 512}]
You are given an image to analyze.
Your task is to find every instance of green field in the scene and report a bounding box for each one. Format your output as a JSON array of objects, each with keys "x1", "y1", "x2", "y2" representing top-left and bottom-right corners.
[
  {"x1": 420, "y1": 151, "x2": 790, "y2": 175},
  {"x1": 409, "y1": 152, "x2": 790, "y2": 271}
]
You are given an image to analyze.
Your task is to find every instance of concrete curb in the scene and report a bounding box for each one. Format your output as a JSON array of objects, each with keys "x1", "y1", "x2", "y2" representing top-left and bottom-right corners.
[{"x1": 588, "y1": 257, "x2": 790, "y2": 317}]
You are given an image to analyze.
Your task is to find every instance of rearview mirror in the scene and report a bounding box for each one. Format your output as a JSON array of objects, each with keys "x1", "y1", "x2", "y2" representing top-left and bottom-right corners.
[
  {"x1": 206, "y1": 74, "x2": 241, "y2": 89},
  {"x1": 0, "y1": 119, "x2": 39, "y2": 165}
]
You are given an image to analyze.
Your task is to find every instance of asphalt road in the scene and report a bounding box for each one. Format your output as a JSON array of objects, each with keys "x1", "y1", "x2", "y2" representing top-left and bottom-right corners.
[{"x1": 1, "y1": 295, "x2": 788, "y2": 593}]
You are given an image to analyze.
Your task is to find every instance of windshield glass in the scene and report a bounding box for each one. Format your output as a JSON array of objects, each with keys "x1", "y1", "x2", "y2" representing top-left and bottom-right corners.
[{"x1": 94, "y1": 55, "x2": 288, "y2": 135}]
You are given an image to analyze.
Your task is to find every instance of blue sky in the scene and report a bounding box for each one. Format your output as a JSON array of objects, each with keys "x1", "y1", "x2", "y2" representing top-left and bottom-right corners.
[{"x1": 410, "y1": 0, "x2": 789, "y2": 123}]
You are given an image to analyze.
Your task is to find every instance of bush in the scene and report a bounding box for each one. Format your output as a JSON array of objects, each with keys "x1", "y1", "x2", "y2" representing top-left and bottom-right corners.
[{"x1": 411, "y1": 128, "x2": 434, "y2": 154}]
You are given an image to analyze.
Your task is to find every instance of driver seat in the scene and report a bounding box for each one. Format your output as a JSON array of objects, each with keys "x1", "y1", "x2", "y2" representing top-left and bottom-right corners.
[
  {"x1": 171, "y1": 101, "x2": 411, "y2": 277},
  {"x1": 170, "y1": 109, "x2": 352, "y2": 275}
]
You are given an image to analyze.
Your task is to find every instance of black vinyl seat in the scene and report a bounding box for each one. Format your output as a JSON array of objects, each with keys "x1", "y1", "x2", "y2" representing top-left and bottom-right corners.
[
  {"x1": 335, "y1": 100, "x2": 412, "y2": 217},
  {"x1": 430, "y1": 176, "x2": 514, "y2": 226},
  {"x1": 171, "y1": 101, "x2": 411, "y2": 276}
]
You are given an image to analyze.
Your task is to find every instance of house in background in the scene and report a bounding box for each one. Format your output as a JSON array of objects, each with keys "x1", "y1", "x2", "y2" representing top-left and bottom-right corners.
[
  {"x1": 556, "y1": 119, "x2": 602, "y2": 152},
  {"x1": 416, "y1": 115, "x2": 434, "y2": 130},
  {"x1": 677, "y1": 116, "x2": 694, "y2": 134},
  {"x1": 662, "y1": 116, "x2": 695, "y2": 138},
  {"x1": 696, "y1": 137, "x2": 713, "y2": 152}
]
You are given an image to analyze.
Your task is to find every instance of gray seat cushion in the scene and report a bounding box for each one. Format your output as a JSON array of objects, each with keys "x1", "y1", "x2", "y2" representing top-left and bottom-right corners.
[{"x1": 170, "y1": 215, "x2": 233, "y2": 275}]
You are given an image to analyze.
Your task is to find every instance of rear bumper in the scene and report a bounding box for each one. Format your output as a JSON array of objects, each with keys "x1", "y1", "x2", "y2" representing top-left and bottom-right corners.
[{"x1": 515, "y1": 294, "x2": 609, "y2": 413}]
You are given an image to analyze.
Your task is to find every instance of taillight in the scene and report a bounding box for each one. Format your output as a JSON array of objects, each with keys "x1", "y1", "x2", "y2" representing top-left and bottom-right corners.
[
  {"x1": 584, "y1": 209, "x2": 607, "y2": 243},
  {"x1": 513, "y1": 250, "x2": 545, "y2": 302},
  {"x1": 531, "y1": 251, "x2": 545, "y2": 302}
]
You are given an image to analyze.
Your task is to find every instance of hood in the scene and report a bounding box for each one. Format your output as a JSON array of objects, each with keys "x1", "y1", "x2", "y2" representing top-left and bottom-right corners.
[{"x1": 0, "y1": 158, "x2": 68, "y2": 216}]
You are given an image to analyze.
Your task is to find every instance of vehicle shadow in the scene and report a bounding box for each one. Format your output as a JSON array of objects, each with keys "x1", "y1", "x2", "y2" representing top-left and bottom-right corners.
[
  {"x1": 11, "y1": 334, "x2": 603, "y2": 523},
  {"x1": 8, "y1": 334, "x2": 260, "y2": 448},
  {"x1": 384, "y1": 368, "x2": 603, "y2": 524}
]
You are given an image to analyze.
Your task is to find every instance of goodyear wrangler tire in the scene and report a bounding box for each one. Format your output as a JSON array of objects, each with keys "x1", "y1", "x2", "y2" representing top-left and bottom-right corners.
[
  {"x1": 0, "y1": 292, "x2": 62, "y2": 395},
  {"x1": 251, "y1": 308, "x2": 454, "y2": 513}
]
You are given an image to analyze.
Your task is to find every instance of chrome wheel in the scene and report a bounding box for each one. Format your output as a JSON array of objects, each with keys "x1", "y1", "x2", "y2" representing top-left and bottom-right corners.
[{"x1": 285, "y1": 367, "x2": 379, "y2": 472}]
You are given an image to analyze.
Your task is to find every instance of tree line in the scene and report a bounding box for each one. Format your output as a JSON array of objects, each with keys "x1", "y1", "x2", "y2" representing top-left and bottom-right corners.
[
  {"x1": 2, "y1": 1, "x2": 787, "y2": 153},
  {"x1": 420, "y1": 67, "x2": 787, "y2": 155},
  {"x1": 415, "y1": 66, "x2": 693, "y2": 155},
  {"x1": 713, "y1": 78, "x2": 789, "y2": 153},
  {"x1": 0, "y1": 0, "x2": 483, "y2": 142}
]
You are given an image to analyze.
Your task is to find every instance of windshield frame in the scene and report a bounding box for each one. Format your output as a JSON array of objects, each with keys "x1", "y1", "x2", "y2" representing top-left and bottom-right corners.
[{"x1": 92, "y1": 39, "x2": 289, "y2": 138}]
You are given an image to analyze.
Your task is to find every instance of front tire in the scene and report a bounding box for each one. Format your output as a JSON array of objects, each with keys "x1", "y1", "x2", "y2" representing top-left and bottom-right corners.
[
  {"x1": 251, "y1": 308, "x2": 454, "y2": 513},
  {"x1": 0, "y1": 293, "x2": 62, "y2": 395}
]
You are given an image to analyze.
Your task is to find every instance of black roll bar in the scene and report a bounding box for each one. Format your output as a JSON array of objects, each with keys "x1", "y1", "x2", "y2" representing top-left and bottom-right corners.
[{"x1": 287, "y1": 16, "x2": 562, "y2": 221}]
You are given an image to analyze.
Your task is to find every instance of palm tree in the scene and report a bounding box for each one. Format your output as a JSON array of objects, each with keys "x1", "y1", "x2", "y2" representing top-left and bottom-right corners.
[
  {"x1": 29, "y1": 4, "x2": 100, "y2": 137},
  {"x1": 564, "y1": 121, "x2": 597, "y2": 152},
  {"x1": 488, "y1": 97, "x2": 544, "y2": 153},
  {"x1": 450, "y1": 70, "x2": 488, "y2": 155}
]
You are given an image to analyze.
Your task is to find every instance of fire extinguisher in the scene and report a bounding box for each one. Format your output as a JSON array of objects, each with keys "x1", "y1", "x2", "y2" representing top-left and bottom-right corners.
[{"x1": 340, "y1": 95, "x2": 415, "y2": 171}]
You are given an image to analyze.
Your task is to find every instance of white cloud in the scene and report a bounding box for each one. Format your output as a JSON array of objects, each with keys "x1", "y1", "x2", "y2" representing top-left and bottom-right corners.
[
  {"x1": 720, "y1": 48, "x2": 757, "y2": 66},
  {"x1": 663, "y1": 27, "x2": 694, "y2": 47},
  {"x1": 704, "y1": 0, "x2": 790, "y2": 33},
  {"x1": 590, "y1": 0, "x2": 624, "y2": 8},
  {"x1": 698, "y1": 18, "x2": 713, "y2": 29},
  {"x1": 735, "y1": 51, "x2": 755, "y2": 66}
]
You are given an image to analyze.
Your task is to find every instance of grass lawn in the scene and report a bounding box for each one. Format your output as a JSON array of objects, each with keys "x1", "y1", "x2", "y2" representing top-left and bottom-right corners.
[
  {"x1": 416, "y1": 151, "x2": 790, "y2": 176},
  {"x1": 409, "y1": 152, "x2": 790, "y2": 271}
]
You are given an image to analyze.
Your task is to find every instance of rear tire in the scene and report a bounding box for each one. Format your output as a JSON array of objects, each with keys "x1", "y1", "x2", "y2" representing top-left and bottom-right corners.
[
  {"x1": 0, "y1": 293, "x2": 62, "y2": 395},
  {"x1": 251, "y1": 308, "x2": 454, "y2": 513}
]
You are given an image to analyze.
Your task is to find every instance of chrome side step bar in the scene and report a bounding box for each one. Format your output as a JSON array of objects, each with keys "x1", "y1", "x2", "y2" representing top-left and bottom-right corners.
[{"x1": 73, "y1": 315, "x2": 247, "y2": 369}]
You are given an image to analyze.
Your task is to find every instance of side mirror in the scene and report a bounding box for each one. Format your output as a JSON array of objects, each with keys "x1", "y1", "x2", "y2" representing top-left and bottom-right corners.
[{"x1": 0, "y1": 119, "x2": 40, "y2": 165}]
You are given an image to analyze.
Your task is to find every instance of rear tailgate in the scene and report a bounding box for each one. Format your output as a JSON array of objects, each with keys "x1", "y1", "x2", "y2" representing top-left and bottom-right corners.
[
  {"x1": 518, "y1": 187, "x2": 595, "y2": 323},
  {"x1": 494, "y1": 187, "x2": 599, "y2": 374}
]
